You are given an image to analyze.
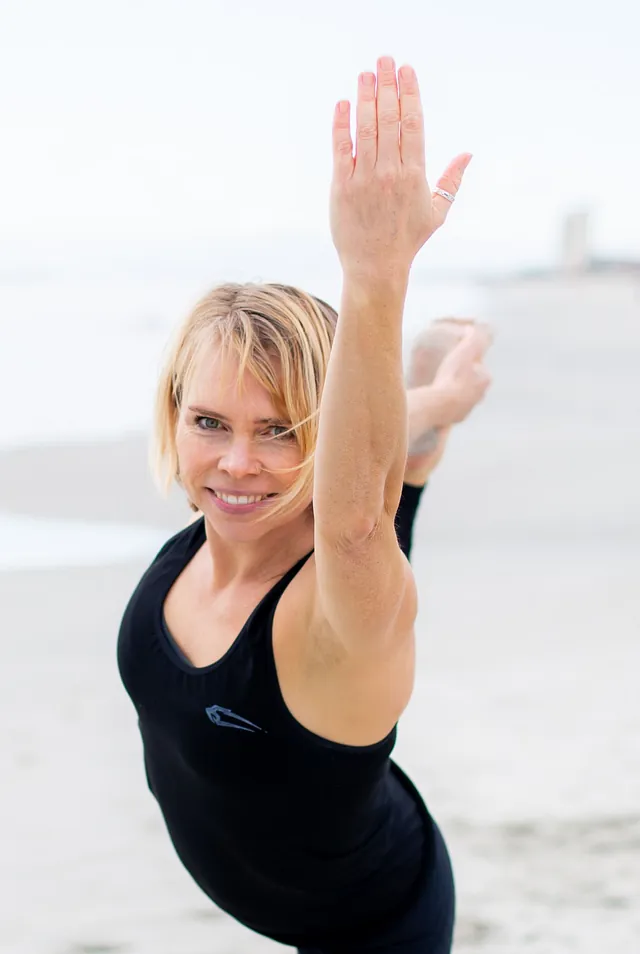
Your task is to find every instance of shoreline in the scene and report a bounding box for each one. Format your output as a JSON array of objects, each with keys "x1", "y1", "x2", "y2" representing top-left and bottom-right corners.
[{"x1": 0, "y1": 433, "x2": 187, "y2": 528}]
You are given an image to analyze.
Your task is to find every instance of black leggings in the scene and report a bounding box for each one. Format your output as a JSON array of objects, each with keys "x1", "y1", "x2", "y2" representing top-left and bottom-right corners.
[{"x1": 297, "y1": 821, "x2": 455, "y2": 954}]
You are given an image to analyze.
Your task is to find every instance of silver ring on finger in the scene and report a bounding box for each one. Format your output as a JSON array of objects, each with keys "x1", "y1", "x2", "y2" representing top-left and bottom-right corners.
[{"x1": 434, "y1": 188, "x2": 456, "y2": 203}]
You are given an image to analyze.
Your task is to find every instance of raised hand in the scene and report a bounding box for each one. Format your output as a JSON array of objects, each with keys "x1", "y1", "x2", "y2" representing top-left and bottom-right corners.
[{"x1": 330, "y1": 56, "x2": 472, "y2": 279}]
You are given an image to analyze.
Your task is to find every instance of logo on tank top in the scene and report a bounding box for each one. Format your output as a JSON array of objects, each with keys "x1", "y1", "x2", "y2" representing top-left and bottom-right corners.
[{"x1": 205, "y1": 704, "x2": 264, "y2": 733}]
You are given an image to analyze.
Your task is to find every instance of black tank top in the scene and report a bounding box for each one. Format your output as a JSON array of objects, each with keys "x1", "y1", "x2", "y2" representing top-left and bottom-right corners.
[{"x1": 117, "y1": 483, "x2": 434, "y2": 947}]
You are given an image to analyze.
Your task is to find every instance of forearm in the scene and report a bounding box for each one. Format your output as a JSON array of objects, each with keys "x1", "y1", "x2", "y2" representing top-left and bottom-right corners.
[{"x1": 313, "y1": 272, "x2": 409, "y2": 536}]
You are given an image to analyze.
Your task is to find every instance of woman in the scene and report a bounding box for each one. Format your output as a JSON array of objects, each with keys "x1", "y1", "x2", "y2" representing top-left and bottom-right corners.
[{"x1": 118, "y1": 57, "x2": 489, "y2": 953}]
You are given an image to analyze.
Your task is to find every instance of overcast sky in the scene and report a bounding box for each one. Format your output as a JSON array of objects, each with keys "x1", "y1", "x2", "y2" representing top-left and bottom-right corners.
[{"x1": 1, "y1": 0, "x2": 638, "y2": 271}]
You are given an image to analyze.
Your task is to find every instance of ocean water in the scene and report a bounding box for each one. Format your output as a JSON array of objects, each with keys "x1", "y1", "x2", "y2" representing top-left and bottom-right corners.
[
  {"x1": 2, "y1": 259, "x2": 640, "y2": 952},
  {"x1": 0, "y1": 513, "x2": 169, "y2": 571}
]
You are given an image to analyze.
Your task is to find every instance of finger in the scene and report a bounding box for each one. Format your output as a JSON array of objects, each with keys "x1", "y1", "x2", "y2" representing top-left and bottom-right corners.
[
  {"x1": 332, "y1": 100, "x2": 354, "y2": 183},
  {"x1": 475, "y1": 323, "x2": 494, "y2": 353},
  {"x1": 398, "y1": 64, "x2": 425, "y2": 171},
  {"x1": 447, "y1": 327, "x2": 486, "y2": 368},
  {"x1": 432, "y1": 152, "x2": 473, "y2": 226},
  {"x1": 467, "y1": 328, "x2": 492, "y2": 362},
  {"x1": 449, "y1": 320, "x2": 493, "y2": 352},
  {"x1": 435, "y1": 318, "x2": 493, "y2": 351},
  {"x1": 375, "y1": 56, "x2": 400, "y2": 171},
  {"x1": 354, "y1": 71, "x2": 377, "y2": 176},
  {"x1": 475, "y1": 365, "x2": 493, "y2": 391}
]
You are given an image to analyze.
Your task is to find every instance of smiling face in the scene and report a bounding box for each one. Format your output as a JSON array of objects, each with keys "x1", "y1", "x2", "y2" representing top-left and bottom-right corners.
[
  {"x1": 151, "y1": 282, "x2": 338, "y2": 538},
  {"x1": 175, "y1": 345, "x2": 311, "y2": 542}
]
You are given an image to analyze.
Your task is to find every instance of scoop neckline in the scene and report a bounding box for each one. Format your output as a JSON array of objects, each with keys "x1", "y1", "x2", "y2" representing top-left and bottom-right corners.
[{"x1": 155, "y1": 519, "x2": 313, "y2": 675}]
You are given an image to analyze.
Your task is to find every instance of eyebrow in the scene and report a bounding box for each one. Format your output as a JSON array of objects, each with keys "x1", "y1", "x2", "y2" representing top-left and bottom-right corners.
[{"x1": 187, "y1": 405, "x2": 289, "y2": 426}]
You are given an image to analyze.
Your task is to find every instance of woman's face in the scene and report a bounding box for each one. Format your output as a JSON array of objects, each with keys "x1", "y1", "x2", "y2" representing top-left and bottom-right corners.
[{"x1": 175, "y1": 347, "x2": 310, "y2": 541}]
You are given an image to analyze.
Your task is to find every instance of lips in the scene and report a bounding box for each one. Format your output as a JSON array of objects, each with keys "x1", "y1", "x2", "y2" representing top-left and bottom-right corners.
[
  {"x1": 209, "y1": 490, "x2": 277, "y2": 500},
  {"x1": 211, "y1": 490, "x2": 276, "y2": 497}
]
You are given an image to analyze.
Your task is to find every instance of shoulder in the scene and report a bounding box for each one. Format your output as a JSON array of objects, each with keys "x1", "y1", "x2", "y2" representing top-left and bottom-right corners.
[
  {"x1": 119, "y1": 518, "x2": 204, "y2": 633},
  {"x1": 310, "y1": 510, "x2": 419, "y2": 655},
  {"x1": 151, "y1": 516, "x2": 205, "y2": 566},
  {"x1": 273, "y1": 551, "x2": 417, "y2": 746}
]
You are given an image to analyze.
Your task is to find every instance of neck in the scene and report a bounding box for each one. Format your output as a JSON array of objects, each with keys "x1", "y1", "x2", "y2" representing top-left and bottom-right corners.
[{"x1": 201, "y1": 509, "x2": 315, "y2": 591}]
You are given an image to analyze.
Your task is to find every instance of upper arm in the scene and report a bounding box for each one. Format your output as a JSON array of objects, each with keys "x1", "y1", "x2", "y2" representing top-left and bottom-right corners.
[{"x1": 312, "y1": 508, "x2": 418, "y2": 653}]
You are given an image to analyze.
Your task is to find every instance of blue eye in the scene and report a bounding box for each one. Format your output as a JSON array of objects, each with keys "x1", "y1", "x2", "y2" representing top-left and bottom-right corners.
[
  {"x1": 192, "y1": 416, "x2": 294, "y2": 441},
  {"x1": 194, "y1": 416, "x2": 223, "y2": 431},
  {"x1": 266, "y1": 424, "x2": 299, "y2": 442}
]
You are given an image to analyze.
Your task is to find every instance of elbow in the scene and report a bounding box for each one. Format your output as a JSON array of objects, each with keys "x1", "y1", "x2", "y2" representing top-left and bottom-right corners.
[
  {"x1": 316, "y1": 512, "x2": 381, "y2": 550},
  {"x1": 313, "y1": 482, "x2": 390, "y2": 547}
]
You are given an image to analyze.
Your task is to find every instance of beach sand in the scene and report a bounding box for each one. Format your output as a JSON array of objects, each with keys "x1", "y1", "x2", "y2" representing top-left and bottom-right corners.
[{"x1": 1, "y1": 431, "x2": 639, "y2": 954}]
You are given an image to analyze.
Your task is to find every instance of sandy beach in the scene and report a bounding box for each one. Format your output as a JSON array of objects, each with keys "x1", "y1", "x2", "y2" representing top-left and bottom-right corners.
[{"x1": 2, "y1": 405, "x2": 639, "y2": 954}]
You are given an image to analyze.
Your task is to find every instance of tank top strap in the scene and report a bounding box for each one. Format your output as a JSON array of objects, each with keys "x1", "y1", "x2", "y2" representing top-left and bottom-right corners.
[
  {"x1": 217, "y1": 547, "x2": 315, "y2": 660},
  {"x1": 243, "y1": 548, "x2": 314, "y2": 646},
  {"x1": 271, "y1": 549, "x2": 314, "y2": 596}
]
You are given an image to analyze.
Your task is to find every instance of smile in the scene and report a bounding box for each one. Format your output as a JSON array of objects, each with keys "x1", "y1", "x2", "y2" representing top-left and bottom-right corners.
[
  {"x1": 208, "y1": 489, "x2": 278, "y2": 510},
  {"x1": 213, "y1": 491, "x2": 269, "y2": 505}
]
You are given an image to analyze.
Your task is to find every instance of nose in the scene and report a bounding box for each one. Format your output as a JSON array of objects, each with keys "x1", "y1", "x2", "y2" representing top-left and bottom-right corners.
[{"x1": 217, "y1": 436, "x2": 262, "y2": 478}]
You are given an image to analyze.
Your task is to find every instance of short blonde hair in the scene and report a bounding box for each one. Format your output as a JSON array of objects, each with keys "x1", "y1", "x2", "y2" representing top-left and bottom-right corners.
[{"x1": 151, "y1": 282, "x2": 337, "y2": 522}]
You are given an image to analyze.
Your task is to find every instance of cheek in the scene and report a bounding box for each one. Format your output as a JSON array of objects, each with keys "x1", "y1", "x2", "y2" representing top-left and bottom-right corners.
[
  {"x1": 176, "y1": 431, "x2": 214, "y2": 475},
  {"x1": 276, "y1": 446, "x2": 305, "y2": 486}
]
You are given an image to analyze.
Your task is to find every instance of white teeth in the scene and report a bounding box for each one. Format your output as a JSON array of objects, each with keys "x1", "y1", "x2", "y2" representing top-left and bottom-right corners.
[{"x1": 214, "y1": 492, "x2": 267, "y2": 505}]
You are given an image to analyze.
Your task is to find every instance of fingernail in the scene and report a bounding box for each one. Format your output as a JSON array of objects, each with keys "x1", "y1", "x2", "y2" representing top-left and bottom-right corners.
[
  {"x1": 379, "y1": 56, "x2": 394, "y2": 71},
  {"x1": 360, "y1": 72, "x2": 375, "y2": 86}
]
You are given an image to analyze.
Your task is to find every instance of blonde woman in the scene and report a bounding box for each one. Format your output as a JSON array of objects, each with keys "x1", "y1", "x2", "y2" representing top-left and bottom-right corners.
[{"x1": 118, "y1": 58, "x2": 489, "y2": 954}]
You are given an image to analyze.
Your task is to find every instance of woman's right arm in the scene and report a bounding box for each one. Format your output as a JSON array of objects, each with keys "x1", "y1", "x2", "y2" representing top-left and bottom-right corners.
[{"x1": 310, "y1": 57, "x2": 471, "y2": 654}]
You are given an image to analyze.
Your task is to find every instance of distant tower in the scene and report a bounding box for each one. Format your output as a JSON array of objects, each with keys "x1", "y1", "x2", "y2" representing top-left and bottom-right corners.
[{"x1": 561, "y1": 210, "x2": 590, "y2": 274}]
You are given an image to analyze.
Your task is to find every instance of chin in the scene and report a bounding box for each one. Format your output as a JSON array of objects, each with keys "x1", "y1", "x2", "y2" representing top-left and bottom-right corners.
[{"x1": 210, "y1": 522, "x2": 269, "y2": 544}]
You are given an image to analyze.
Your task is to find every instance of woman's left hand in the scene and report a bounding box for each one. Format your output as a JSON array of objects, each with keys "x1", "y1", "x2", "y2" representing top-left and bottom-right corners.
[{"x1": 330, "y1": 56, "x2": 472, "y2": 280}]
